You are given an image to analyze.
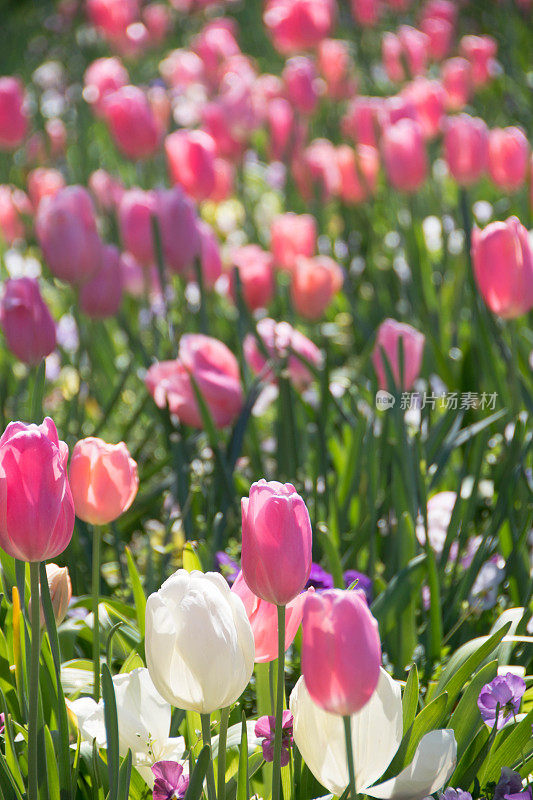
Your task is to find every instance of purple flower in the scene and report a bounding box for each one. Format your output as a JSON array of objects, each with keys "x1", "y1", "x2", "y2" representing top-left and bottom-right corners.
[
  {"x1": 0, "y1": 713, "x2": 4, "y2": 735},
  {"x1": 152, "y1": 761, "x2": 189, "y2": 800},
  {"x1": 468, "y1": 555, "x2": 505, "y2": 611},
  {"x1": 441, "y1": 789, "x2": 472, "y2": 800},
  {"x1": 343, "y1": 569, "x2": 372, "y2": 604},
  {"x1": 477, "y1": 673, "x2": 526, "y2": 729},
  {"x1": 215, "y1": 552, "x2": 239, "y2": 586},
  {"x1": 494, "y1": 769, "x2": 530, "y2": 800},
  {"x1": 255, "y1": 710, "x2": 293, "y2": 766},
  {"x1": 305, "y1": 563, "x2": 334, "y2": 591}
]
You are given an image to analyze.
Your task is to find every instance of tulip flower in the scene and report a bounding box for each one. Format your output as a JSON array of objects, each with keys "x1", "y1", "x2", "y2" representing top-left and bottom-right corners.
[
  {"x1": 0, "y1": 278, "x2": 56, "y2": 365},
  {"x1": 420, "y1": 16, "x2": 452, "y2": 61},
  {"x1": 488, "y1": 127, "x2": 529, "y2": 193},
  {"x1": 27, "y1": 168, "x2": 65, "y2": 209},
  {"x1": 382, "y1": 26, "x2": 429, "y2": 83},
  {"x1": 471, "y1": 216, "x2": 533, "y2": 319},
  {"x1": 229, "y1": 244, "x2": 275, "y2": 311},
  {"x1": 84, "y1": 57, "x2": 129, "y2": 116},
  {"x1": 68, "y1": 668, "x2": 186, "y2": 788},
  {"x1": 291, "y1": 255, "x2": 343, "y2": 319},
  {"x1": 31, "y1": 563, "x2": 72, "y2": 628},
  {"x1": 198, "y1": 220, "x2": 222, "y2": 288},
  {"x1": 145, "y1": 569, "x2": 255, "y2": 713},
  {"x1": 351, "y1": 0, "x2": 380, "y2": 26},
  {"x1": 460, "y1": 35, "x2": 497, "y2": 86},
  {"x1": 165, "y1": 129, "x2": 216, "y2": 202},
  {"x1": 103, "y1": 85, "x2": 161, "y2": 160},
  {"x1": 415, "y1": 491, "x2": 458, "y2": 558},
  {"x1": 401, "y1": 78, "x2": 445, "y2": 139},
  {"x1": 382, "y1": 119, "x2": 427, "y2": 193},
  {"x1": 270, "y1": 212, "x2": 317, "y2": 272},
  {"x1": 79, "y1": 243, "x2": 124, "y2": 319},
  {"x1": 341, "y1": 96, "x2": 383, "y2": 148},
  {"x1": 231, "y1": 571, "x2": 309, "y2": 662},
  {"x1": 337, "y1": 143, "x2": 379, "y2": 204},
  {"x1": 372, "y1": 318, "x2": 425, "y2": 391},
  {"x1": 301, "y1": 589, "x2": 381, "y2": 716},
  {"x1": 0, "y1": 185, "x2": 30, "y2": 244},
  {"x1": 282, "y1": 57, "x2": 319, "y2": 115},
  {"x1": 263, "y1": 0, "x2": 336, "y2": 55},
  {"x1": 244, "y1": 317, "x2": 322, "y2": 391},
  {"x1": 441, "y1": 57, "x2": 472, "y2": 110},
  {"x1": 443, "y1": 114, "x2": 488, "y2": 186},
  {"x1": 89, "y1": 169, "x2": 125, "y2": 211},
  {"x1": 317, "y1": 39, "x2": 355, "y2": 100},
  {"x1": 0, "y1": 77, "x2": 28, "y2": 150},
  {"x1": 290, "y1": 668, "x2": 457, "y2": 798},
  {"x1": 35, "y1": 186, "x2": 102, "y2": 285}
]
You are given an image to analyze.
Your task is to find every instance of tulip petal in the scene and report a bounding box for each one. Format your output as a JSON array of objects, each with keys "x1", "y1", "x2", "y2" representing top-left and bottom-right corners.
[{"x1": 364, "y1": 729, "x2": 457, "y2": 800}]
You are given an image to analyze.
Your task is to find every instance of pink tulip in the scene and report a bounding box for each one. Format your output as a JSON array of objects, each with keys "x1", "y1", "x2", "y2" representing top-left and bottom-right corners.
[
  {"x1": 301, "y1": 589, "x2": 381, "y2": 715},
  {"x1": 229, "y1": 244, "x2": 275, "y2": 310},
  {"x1": 197, "y1": 220, "x2": 222, "y2": 288},
  {"x1": 421, "y1": 0, "x2": 457, "y2": 25},
  {"x1": 118, "y1": 188, "x2": 157, "y2": 266},
  {"x1": 160, "y1": 49, "x2": 205, "y2": 90},
  {"x1": 264, "y1": 0, "x2": 336, "y2": 54},
  {"x1": 443, "y1": 114, "x2": 488, "y2": 186},
  {"x1": 382, "y1": 118, "x2": 427, "y2": 193},
  {"x1": 270, "y1": 212, "x2": 317, "y2": 272},
  {"x1": 243, "y1": 318, "x2": 322, "y2": 391},
  {"x1": 472, "y1": 217, "x2": 533, "y2": 319},
  {"x1": 142, "y1": 2, "x2": 170, "y2": 44},
  {"x1": 69, "y1": 437, "x2": 138, "y2": 526},
  {"x1": 86, "y1": 0, "x2": 139, "y2": 38},
  {"x1": 103, "y1": 86, "x2": 161, "y2": 160},
  {"x1": 89, "y1": 169, "x2": 125, "y2": 211},
  {"x1": 441, "y1": 57, "x2": 472, "y2": 110},
  {"x1": 372, "y1": 317, "x2": 425, "y2": 390},
  {"x1": 266, "y1": 97, "x2": 305, "y2": 162},
  {"x1": 84, "y1": 57, "x2": 129, "y2": 116},
  {"x1": 350, "y1": 0, "x2": 380, "y2": 25},
  {"x1": 420, "y1": 16, "x2": 452, "y2": 60},
  {"x1": 379, "y1": 94, "x2": 417, "y2": 129},
  {"x1": 79, "y1": 244, "x2": 123, "y2": 319},
  {"x1": 211, "y1": 158, "x2": 234, "y2": 202},
  {"x1": 0, "y1": 185, "x2": 30, "y2": 244},
  {"x1": 27, "y1": 168, "x2": 65, "y2": 210},
  {"x1": 383, "y1": 26, "x2": 429, "y2": 83},
  {"x1": 283, "y1": 57, "x2": 319, "y2": 115},
  {"x1": 460, "y1": 35, "x2": 497, "y2": 86},
  {"x1": 241, "y1": 479, "x2": 312, "y2": 606},
  {"x1": 192, "y1": 19, "x2": 240, "y2": 86},
  {"x1": 35, "y1": 186, "x2": 102, "y2": 285},
  {"x1": 337, "y1": 144, "x2": 379, "y2": 204},
  {"x1": 293, "y1": 138, "x2": 340, "y2": 201},
  {"x1": 165, "y1": 129, "x2": 216, "y2": 202},
  {"x1": 232, "y1": 571, "x2": 309, "y2": 662},
  {"x1": 317, "y1": 39, "x2": 355, "y2": 100},
  {"x1": 201, "y1": 101, "x2": 244, "y2": 162},
  {"x1": 341, "y1": 96, "x2": 383, "y2": 148},
  {"x1": 0, "y1": 278, "x2": 56, "y2": 365},
  {"x1": 0, "y1": 418, "x2": 74, "y2": 562},
  {"x1": 291, "y1": 256, "x2": 343, "y2": 319},
  {"x1": 402, "y1": 77, "x2": 445, "y2": 139},
  {"x1": 146, "y1": 335, "x2": 243, "y2": 429},
  {"x1": 0, "y1": 77, "x2": 28, "y2": 150},
  {"x1": 488, "y1": 127, "x2": 529, "y2": 192}
]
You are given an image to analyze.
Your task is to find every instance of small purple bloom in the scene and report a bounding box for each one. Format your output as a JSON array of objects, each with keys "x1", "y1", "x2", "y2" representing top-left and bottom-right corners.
[
  {"x1": 0, "y1": 713, "x2": 4, "y2": 735},
  {"x1": 215, "y1": 552, "x2": 240, "y2": 586},
  {"x1": 152, "y1": 761, "x2": 189, "y2": 800},
  {"x1": 494, "y1": 769, "x2": 529, "y2": 800},
  {"x1": 255, "y1": 710, "x2": 293, "y2": 767},
  {"x1": 343, "y1": 570, "x2": 372, "y2": 604},
  {"x1": 477, "y1": 673, "x2": 526, "y2": 729},
  {"x1": 305, "y1": 563, "x2": 334, "y2": 591},
  {"x1": 441, "y1": 789, "x2": 472, "y2": 800}
]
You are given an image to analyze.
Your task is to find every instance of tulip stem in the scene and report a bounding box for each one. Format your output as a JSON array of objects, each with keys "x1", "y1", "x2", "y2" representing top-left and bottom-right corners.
[
  {"x1": 217, "y1": 706, "x2": 230, "y2": 800},
  {"x1": 92, "y1": 527, "x2": 101, "y2": 701},
  {"x1": 201, "y1": 713, "x2": 217, "y2": 800},
  {"x1": 28, "y1": 561, "x2": 41, "y2": 800},
  {"x1": 343, "y1": 715, "x2": 357, "y2": 800},
  {"x1": 272, "y1": 604, "x2": 286, "y2": 800}
]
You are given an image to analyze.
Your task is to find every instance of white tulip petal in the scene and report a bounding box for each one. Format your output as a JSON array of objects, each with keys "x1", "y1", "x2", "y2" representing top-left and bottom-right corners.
[
  {"x1": 290, "y1": 668, "x2": 403, "y2": 796},
  {"x1": 67, "y1": 696, "x2": 106, "y2": 748},
  {"x1": 365, "y1": 729, "x2": 457, "y2": 800}
]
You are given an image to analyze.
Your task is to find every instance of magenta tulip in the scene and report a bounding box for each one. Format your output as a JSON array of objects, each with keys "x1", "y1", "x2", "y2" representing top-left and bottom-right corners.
[
  {"x1": 382, "y1": 118, "x2": 428, "y2": 193},
  {"x1": 0, "y1": 77, "x2": 28, "y2": 150},
  {"x1": 443, "y1": 114, "x2": 488, "y2": 186},
  {"x1": 0, "y1": 278, "x2": 56, "y2": 365},
  {"x1": 372, "y1": 317, "x2": 425, "y2": 391},
  {"x1": 79, "y1": 244, "x2": 124, "y2": 319}
]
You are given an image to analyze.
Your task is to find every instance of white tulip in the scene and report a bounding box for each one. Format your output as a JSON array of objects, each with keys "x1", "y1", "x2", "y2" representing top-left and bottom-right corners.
[
  {"x1": 68, "y1": 667, "x2": 185, "y2": 787},
  {"x1": 145, "y1": 569, "x2": 255, "y2": 714},
  {"x1": 290, "y1": 669, "x2": 457, "y2": 800}
]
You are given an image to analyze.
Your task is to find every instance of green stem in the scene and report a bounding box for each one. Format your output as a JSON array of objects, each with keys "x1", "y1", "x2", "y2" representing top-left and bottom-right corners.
[
  {"x1": 217, "y1": 707, "x2": 230, "y2": 800},
  {"x1": 343, "y1": 715, "x2": 357, "y2": 800},
  {"x1": 92, "y1": 527, "x2": 101, "y2": 702},
  {"x1": 201, "y1": 713, "x2": 217, "y2": 800},
  {"x1": 28, "y1": 561, "x2": 41, "y2": 800},
  {"x1": 272, "y1": 604, "x2": 286, "y2": 800}
]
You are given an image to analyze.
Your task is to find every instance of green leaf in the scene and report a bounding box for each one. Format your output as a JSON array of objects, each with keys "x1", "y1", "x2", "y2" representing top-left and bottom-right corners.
[
  {"x1": 371, "y1": 554, "x2": 427, "y2": 636},
  {"x1": 185, "y1": 744, "x2": 211, "y2": 800},
  {"x1": 44, "y1": 724, "x2": 61, "y2": 800},
  {"x1": 450, "y1": 726, "x2": 490, "y2": 789},
  {"x1": 117, "y1": 749, "x2": 133, "y2": 800},
  {"x1": 481, "y1": 708, "x2": 533, "y2": 783},
  {"x1": 402, "y1": 664, "x2": 419, "y2": 735},
  {"x1": 237, "y1": 712, "x2": 248, "y2": 800},
  {"x1": 448, "y1": 660, "x2": 498, "y2": 759},
  {"x1": 125, "y1": 547, "x2": 146, "y2": 638},
  {"x1": 183, "y1": 542, "x2": 203, "y2": 574},
  {"x1": 31, "y1": 359, "x2": 46, "y2": 422},
  {"x1": 101, "y1": 663, "x2": 120, "y2": 800}
]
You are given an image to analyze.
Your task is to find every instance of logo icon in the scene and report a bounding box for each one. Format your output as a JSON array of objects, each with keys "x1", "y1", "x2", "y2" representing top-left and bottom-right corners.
[{"x1": 375, "y1": 390, "x2": 395, "y2": 410}]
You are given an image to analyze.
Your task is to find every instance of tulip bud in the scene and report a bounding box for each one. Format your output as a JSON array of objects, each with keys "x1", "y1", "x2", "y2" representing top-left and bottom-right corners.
[
  {"x1": 270, "y1": 212, "x2": 317, "y2": 271},
  {"x1": 165, "y1": 129, "x2": 216, "y2": 202},
  {"x1": 69, "y1": 437, "x2": 139, "y2": 526},
  {"x1": 372, "y1": 317, "x2": 425, "y2": 391},
  {"x1": 471, "y1": 216, "x2": 533, "y2": 319},
  {"x1": 243, "y1": 318, "x2": 322, "y2": 391},
  {"x1": 460, "y1": 35, "x2": 497, "y2": 86},
  {"x1": 103, "y1": 86, "x2": 161, "y2": 160},
  {"x1": 301, "y1": 589, "x2": 381, "y2": 715},
  {"x1": 0, "y1": 418, "x2": 74, "y2": 562},
  {"x1": 264, "y1": 0, "x2": 336, "y2": 55},
  {"x1": 37, "y1": 564, "x2": 72, "y2": 627},
  {"x1": 145, "y1": 570, "x2": 255, "y2": 713},
  {"x1": 382, "y1": 26, "x2": 429, "y2": 83},
  {"x1": 488, "y1": 126, "x2": 529, "y2": 193},
  {"x1": 441, "y1": 57, "x2": 472, "y2": 110},
  {"x1": 0, "y1": 278, "x2": 56, "y2": 365},
  {"x1": 35, "y1": 186, "x2": 102, "y2": 285},
  {"x1": 293, "y1": 138, "x2": 340, "y2": 201},
  {"x1": 443, "y1": 113, "x2": 488, "y2": 186},
  {"x1": 232, "y1": 571, "x2": 309, "y2": 662},
  {"x1": 291, "y1": 255, "x2": 343, "y2": 320},
  {"x1": 229, "y1": 244, "x2": 275, "y2": 311},
  {"x1": 401, "y1": 78, "x2": 445, "y2": 139},
  {"x1": 79, "y1": 243, "x2": 124, "y2": 319},
  {"x1": 241, "y1": 479, "x2": 312, "y2": 606},
  {"x1": 382, "y1": 118, "x2": 427, "y2": 193},
  {"x1": 337, "y1": 144, "x2": 379, "y2": 204},
  {"x1": 0, "y1": 77, "x2": 28, "y2": 150},
  {"x1": 283, "y1": 57, "x2": 319, "y2": 115}
]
